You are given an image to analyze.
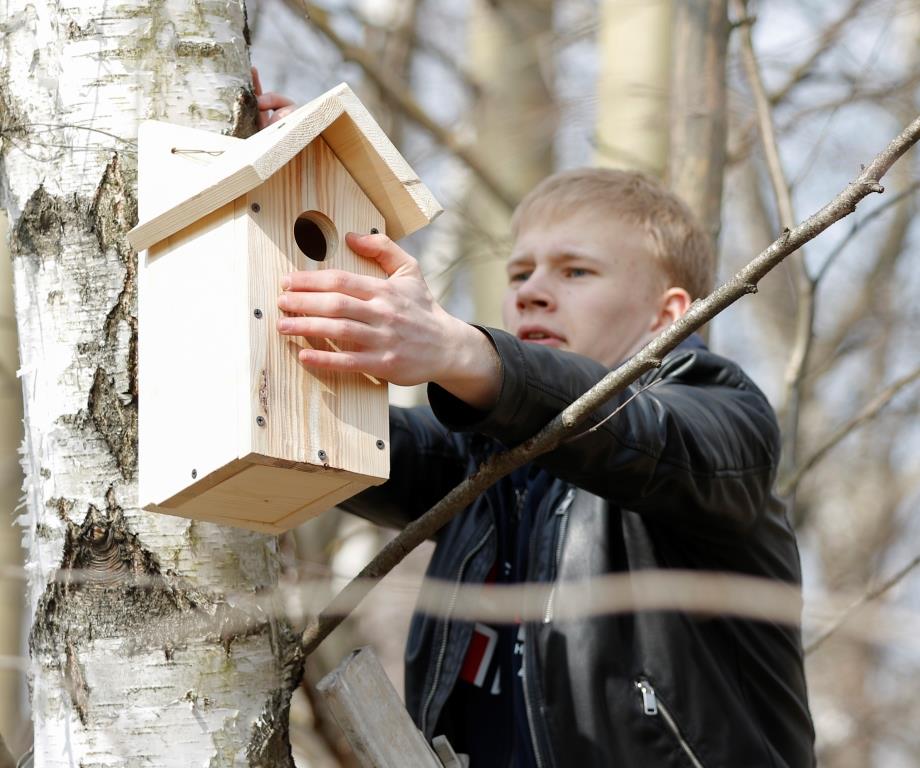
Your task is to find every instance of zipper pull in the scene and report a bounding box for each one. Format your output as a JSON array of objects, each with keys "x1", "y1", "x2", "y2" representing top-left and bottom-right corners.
[
  {"x1": 636, "y1": 680, "x2": 658, "y2": 715},
  {"x1": 554, "y1": 487, "x2": 576, "y2": 515}
]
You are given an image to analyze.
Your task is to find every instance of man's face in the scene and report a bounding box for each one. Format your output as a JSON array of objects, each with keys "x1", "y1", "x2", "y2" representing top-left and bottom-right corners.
[{"x1": 502, "y1": 210, "x2": 668, "y2": 367}]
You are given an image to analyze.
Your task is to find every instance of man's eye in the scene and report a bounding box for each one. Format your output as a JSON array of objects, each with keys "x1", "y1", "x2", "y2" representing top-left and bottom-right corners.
[
  {"x1": 565, "y1": 267, "x2": 590, "y2": 278},
  {"x1": 509, "y1": 271, "x2": 531, "y2": 283}
]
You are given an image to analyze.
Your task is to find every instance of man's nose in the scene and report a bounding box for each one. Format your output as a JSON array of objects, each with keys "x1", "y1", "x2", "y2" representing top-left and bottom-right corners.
[{"x1": 515, "y1": 272, "x2": 555, "y2": 311}]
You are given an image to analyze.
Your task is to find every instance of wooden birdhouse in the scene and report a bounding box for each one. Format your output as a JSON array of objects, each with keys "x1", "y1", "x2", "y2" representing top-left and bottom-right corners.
[{"x1": 127, "y1": 84, "x2": 441, "y2": 534}]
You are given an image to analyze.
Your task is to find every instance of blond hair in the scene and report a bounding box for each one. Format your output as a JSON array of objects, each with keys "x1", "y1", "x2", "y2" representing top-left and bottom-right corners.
[{"x1": 511, "y1": 168, "x2": 715, "y2": 299}]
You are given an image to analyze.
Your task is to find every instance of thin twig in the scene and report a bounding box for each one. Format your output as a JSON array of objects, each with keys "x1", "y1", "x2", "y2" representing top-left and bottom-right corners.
[
  {"x1": 805, "y1": 552, "x2": 920, "y2": 655},
  {"x1": 767, "y1": 0, "x2": 870, "y2": 106},
  {"x1": 563, "y1": 380, "x2": 661, "y2": 444},
  {"x1": 300, "y1": 113, "x2": 920, "y2": 657},
  {"x1": 289, "y1": 0, "x2": 519, "y2": 210},
  {"x1": 814, "y1": 178, "x2": 920, "y2": 283},
  {"x1": 779, "y1": 365, "x2": 920, "y2": 496},
  {"x1": 733, "y1": 0, "x2": 816, "y2": 489}
]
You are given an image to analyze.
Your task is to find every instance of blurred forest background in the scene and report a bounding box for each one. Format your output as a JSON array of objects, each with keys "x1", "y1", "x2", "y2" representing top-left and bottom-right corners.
[{"x1": 2, "y1": 0, "x2": 920, "y2": 765}]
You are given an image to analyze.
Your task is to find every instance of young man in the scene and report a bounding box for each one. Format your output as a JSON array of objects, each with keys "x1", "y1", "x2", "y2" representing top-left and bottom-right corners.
[{"x1": 275, "y1": 162, "x2": 815, "y2": 765}]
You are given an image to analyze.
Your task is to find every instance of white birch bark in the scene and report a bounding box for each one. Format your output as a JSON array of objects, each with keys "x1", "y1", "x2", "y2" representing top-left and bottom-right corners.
[{"x1": 0, "y1": 1, "x2": 300, "y2": 765}]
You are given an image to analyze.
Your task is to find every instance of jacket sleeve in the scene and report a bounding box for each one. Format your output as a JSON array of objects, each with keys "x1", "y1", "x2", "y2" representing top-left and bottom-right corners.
[
  {"x1": 427, "y1": 328, "x2": 781, "y2": 533},
  {"x1": 339, "y1": 405, "x2": 472, "y2": 531}
]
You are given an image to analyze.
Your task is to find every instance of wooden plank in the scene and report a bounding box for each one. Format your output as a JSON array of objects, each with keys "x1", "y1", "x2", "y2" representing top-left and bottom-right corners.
[
  {"x1": 322, "y1": 86, "x2": 441, "y2": 240},
  {"x1": 246, "y1": 136, "x2": 389, "y2": 483},
  {"x1": 127, "y1": 83, "x2": 442, "y2": 252},
  {"x1": 317, "y1": 647, "x2": 443, "y2": 768}
]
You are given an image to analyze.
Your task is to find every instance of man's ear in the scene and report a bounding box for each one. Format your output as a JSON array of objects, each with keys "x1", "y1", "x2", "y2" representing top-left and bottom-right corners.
[{"x1": 650, "y1": 287, "x2": 692, "y2": 332}]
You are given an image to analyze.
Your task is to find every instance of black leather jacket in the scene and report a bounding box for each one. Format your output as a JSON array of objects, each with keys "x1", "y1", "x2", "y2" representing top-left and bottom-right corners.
[{"x1": 346, "y1": 329, "x2": 816, "y2": 767}]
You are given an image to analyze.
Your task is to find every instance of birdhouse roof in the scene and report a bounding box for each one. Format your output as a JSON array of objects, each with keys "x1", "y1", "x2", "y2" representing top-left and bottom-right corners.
[{"x1": 127, "y1": 83, "x2": 442, "y2": 252}]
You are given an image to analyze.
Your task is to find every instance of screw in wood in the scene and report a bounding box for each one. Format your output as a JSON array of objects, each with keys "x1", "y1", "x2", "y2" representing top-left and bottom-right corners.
[
  {"x1": 253, "y1": 308, "x2": 263, "y2": 319},
  {"x1": 318, "y1": 449, "x2": 328, "y2": 462},
  {"x1": 376, "y1": 440, "x2": 385, "y2": 450},
  {"x1": 256, "y1": 416, "x2": 266, "y2": 427},
  {"x1": 370, "y1": 227, "x2": 379, "y2": 234},
  {"x1": 191, "y1": 469, "x2": 198, "y2": 479},
  {"x1": 251, "y1": 203, "x2": 261, "y2": 213}
]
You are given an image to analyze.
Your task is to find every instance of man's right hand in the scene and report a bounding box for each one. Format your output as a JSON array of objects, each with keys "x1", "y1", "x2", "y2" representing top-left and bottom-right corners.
[{"x1": 277, "y1": 232, "x2": 502, "y2": 411}]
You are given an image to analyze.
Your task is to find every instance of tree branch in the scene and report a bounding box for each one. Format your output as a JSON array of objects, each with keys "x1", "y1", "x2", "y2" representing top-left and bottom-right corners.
[
  {"x1": 289, "y1": 0, "x2": 520, "y2": 210},
  {"x1": 805, "y1": 552, "x2": 920, "y2": 655},
  {"x1": 733, "y1": 0, "x2": 816, "y2": 490},
  {"x1": 768, "y1": 0, "x2": 870, "y2": 106},
  {"x1": 300, "y1": 113, "x2": 920, "y2": 657},
  {"x1": 779, "y1": 365, "x2": 920, "y2": 496}
]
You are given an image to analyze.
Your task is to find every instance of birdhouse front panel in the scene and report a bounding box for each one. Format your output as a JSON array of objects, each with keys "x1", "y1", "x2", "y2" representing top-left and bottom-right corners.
[{"x1": 246, "y1": 136, "x2": 388, "y2": 484}]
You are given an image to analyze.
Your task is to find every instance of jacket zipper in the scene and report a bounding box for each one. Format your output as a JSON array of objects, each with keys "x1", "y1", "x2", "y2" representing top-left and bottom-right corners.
[
  {"x1": 542, "y1": 487, "x2": 576, "y2": 623},
  {"x1": 420, "y1": 524, "x2": 494, "y2": 735},
  {"x1": 521, "y1": 625, "x2": 547, "y2": 768},
  {"x1": 635, "y1": 679, "x2": 706, "y2": 768}
]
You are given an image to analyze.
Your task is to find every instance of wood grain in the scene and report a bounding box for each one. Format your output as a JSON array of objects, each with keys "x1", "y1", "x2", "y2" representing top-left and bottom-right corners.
[
  {"x1": 317, "y1": 647, "x2": 444, "y2": 768},
  {"x1": 246, "y1": 136, "x2": 389, "y2": 482}
]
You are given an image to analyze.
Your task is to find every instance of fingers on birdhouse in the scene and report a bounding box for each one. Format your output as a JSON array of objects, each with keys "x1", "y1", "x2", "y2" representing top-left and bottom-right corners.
[
  {"x1": 344, "y1": 231, "x2": 416, "y2": 277},
  {"x1": 281, "y1": 269, "x2": 381, "y2": 301}
]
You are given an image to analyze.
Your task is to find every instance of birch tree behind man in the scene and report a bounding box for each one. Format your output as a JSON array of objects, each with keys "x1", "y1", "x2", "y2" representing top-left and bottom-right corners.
[{"x1": 0, "y1": 0, "x2": 302, "y2": 764}]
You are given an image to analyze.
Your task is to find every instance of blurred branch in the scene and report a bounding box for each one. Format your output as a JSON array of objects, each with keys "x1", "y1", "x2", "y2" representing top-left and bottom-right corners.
[
  {"x1": 290, "y1": 0, "x2": 519, "y2": 210},
  {"x1": 768, "y1": 0, "x2": 870, "y2": 105},
  {"x1": 805, "y1": 552, "x2": 920, "y2": 655},
  {"x1": 779, "y1": 365, "x2": 920, "y2": 496},
  {"x1": 806, "y1": 169, "x2": 916, "y2": 385},
  {"x1": 301, "y1": 112, "x2": 920, "y2": 658},
  {"x1": 733, "y1": 0, "x2": 815, "y2": 487},
  {"x1": 815, "y1": 178, "x2": 920, "y2": 282}
]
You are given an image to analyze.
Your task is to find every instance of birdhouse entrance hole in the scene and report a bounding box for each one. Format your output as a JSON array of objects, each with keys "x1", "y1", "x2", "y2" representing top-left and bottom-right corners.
[{"x1": 294, "y1": 211, "x2": 337, "y2": 262}]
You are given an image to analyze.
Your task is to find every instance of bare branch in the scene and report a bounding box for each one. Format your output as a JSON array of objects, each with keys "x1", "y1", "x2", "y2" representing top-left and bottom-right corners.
[
  {"x1": 779, "y1": 365, "x2": 920, "y2": 496},
  {"x1": 289, "y1": 0, "x2": 519, "y2": 210},
  {"x1": 733, "y1": 0, "x2": 816, "y2": 488},
  {"x1": 815, "y1": 177, "x2": 920, "y2": 283},
  {"x1": 768, "y1": 0, "x2": 871, "y2": 106},
  {"x1": 300, "y1": 113, "x2": 920, "y2": 657},
  {"x1": 805, "y1": 552, "x2": 920, "y2": 655}
]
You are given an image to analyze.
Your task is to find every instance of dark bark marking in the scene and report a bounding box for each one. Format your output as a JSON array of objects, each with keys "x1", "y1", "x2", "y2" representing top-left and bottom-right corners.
[
  {"x1": 0, "y1": 77, "x2": 27, "y2": 152},
  {"x1": 242, "y1": 2, "x2": 252, "y2": 46},
  {"x1": 87, "y1": 154, "x2": 139, "y2": 477},
  {"x1": 88, "y1": 367, "x2": 137, "y2": 479},
  {"x1": 12, "y1": 185, "x2": 70, "y2": 263},
  {"x1": 246, "y1": 620, "x2": 304, "y2": 768},
  {"x1": 229, "y1": 85, "x2": 259, "y2": 139},
  {"x1": 176, "y1": 40, "x2": 224, "y2": 58},
  {"x1": 65, "y1": 640, "x2": 90, "y2": 725}
]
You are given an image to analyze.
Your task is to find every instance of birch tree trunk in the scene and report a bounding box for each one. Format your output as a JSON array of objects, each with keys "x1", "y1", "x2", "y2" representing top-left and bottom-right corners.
[{"x1": 0, "y1": 1, "x2": 301, "y2": 765}]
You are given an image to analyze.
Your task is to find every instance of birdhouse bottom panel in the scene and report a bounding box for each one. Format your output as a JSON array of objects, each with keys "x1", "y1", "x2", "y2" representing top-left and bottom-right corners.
[{"x1": 145, "y1": 460, "x2": 377, "y2": 534}]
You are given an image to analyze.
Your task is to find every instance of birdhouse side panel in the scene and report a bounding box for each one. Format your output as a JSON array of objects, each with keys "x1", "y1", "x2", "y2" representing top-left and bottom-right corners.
[
  {"x1": 138, "y1": 200, "x2": 250, "y2": 510},
  {"x1": 243, "y1": 136, "x2": 389, "y2": 482}
]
